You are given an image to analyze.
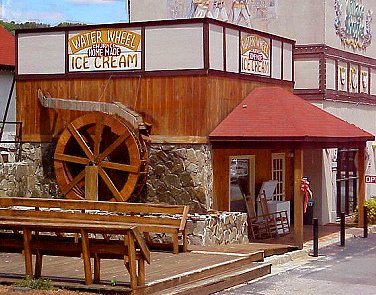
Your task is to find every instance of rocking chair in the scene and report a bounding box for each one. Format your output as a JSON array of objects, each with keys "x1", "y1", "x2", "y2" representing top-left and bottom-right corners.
[
  {"x1": 259, "y1": 191, "x2": 290, "y2": 236},
  {"x1": 237, "y1": 178, "x2": 273, "y2": 239}
]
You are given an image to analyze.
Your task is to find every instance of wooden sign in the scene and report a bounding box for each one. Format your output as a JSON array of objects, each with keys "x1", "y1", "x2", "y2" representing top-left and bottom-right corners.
[
  {"x1": 240, "y1": 33, "x2": 270, "y2": 77},
  {"x1": 68, "y1": 28, "x2": 142, "y2": 72}
]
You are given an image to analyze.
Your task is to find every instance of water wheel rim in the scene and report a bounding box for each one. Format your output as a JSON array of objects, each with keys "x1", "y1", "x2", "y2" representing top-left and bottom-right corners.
[{"x1": 54, "y1": 112, "x2": 143, "y2": 201}]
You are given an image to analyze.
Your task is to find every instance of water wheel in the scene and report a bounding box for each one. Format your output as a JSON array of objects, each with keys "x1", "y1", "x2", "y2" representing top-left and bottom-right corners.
[{"x1": 54, "y1": 112, "x2": 148, "y2": 201}]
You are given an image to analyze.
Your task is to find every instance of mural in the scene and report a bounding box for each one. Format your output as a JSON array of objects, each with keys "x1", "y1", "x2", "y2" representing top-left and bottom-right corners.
[
  {"x1": 334, "y1": 0, "x2": 373, "y2": 50},
  {"x1": 167, "y1": 0, "x2": 277, "y2": 28}
]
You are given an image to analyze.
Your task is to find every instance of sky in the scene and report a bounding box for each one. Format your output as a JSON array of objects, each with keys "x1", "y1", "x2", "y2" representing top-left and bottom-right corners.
[{"x1": 1, "y1": 0, "x2": 129, "y2": 25}]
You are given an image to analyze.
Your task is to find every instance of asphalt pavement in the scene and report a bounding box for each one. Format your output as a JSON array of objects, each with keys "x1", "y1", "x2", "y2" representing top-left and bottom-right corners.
[{"x1": 218, "y1": 233, "x2": 376, "y2": 295}]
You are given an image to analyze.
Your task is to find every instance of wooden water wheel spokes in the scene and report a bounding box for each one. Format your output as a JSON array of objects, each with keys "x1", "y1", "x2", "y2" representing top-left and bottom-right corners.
[{"x1": 54, "y1": 112, "x2": 147, "y2": 201}]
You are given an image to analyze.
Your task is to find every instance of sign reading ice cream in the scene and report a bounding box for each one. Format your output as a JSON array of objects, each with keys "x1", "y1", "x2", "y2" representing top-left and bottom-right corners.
[
  {"x1": 240, "y1": 33, "x2": 270, "y2": 76},
  {"x1": 68, "y1": 29, "x2": 141, "y2": 72}
]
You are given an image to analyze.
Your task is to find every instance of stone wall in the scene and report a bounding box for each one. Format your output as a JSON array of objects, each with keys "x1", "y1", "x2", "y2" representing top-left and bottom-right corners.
[
  {"x1": 0, "y1": 162, "x2": 29, "y2": 197},
  {"x1": 150, "y1": 212, "x2": 249, "y2": 246},
  {"x1": 0, "y1": 143, "x2": 61, "y2": 198},
  {"x1": 0, "y1": 143, "x2": 214, "y2": 212},
  {"x1": 187, "y1": 212, "x2": 249, "y2": 245},
  {"x1": 142, "y1": 144, "x2": 213, "y2": 213}
]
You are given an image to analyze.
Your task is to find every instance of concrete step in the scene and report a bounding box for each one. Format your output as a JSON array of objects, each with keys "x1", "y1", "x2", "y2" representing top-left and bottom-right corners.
[
  {"x1": 149, "y1": 262, "x2": 271, "y2": 295},
  {"x1": 146, "y1": 251, "x2": 265, "y2": 294}
]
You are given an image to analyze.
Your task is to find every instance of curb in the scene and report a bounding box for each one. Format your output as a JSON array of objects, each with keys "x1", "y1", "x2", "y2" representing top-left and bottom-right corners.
[{"x1": 265, "y1": 224, "x2": 376, "y2": 267}]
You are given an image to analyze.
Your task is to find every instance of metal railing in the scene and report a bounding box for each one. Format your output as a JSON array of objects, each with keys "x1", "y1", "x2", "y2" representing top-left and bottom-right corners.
[{"x1": 0, "y1": 121, "x2": 23, "y2": 162}]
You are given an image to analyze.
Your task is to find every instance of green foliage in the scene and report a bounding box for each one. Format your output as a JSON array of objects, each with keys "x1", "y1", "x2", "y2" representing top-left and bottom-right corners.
[
  {"x1": 110, "y1": 276, "x2": 117, "y2": 286},
  {"x1": 365, "y1": 197, "x2": 376, "y2": 224},
  {"x1": 15, "y1": 276, "x2": 55, "y2": 290},
  {"x1": 56, "y1": 22, "x2": 86, "y2": 27},
  {"x1": 0, "y1": 20, "x2": 85, "y2": 35},
  {"x1": 0, "y1": 20, "x2": 50, "y2": 35},
  {"x1": 355, "y1": 197, "x2": 376, "y2": 224}
]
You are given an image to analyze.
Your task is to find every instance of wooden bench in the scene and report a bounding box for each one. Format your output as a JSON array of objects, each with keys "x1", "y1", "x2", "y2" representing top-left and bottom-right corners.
[
  {"x1": 0, "y1": 215, "x2": 150, "y2": 289},
  {"x1": 0, "y1": 197, "x2": 190, "y2": 254},
  {"x1": 0, "y1": 198, "x2": 153, "y2": 288}
]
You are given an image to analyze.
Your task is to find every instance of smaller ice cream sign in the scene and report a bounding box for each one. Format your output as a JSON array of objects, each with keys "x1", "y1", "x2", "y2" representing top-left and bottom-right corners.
[
  {"x1": 68, "y1": 28, "x2": 141, "y2": 72},
  {"x1": 240, "y1": 33, "x2": 270, "y2": 76}
]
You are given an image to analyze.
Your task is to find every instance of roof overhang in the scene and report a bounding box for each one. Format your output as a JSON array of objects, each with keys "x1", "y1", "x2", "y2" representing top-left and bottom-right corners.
[{"x1": 209, "y1": 87, "x2": 374, "y2": 149}]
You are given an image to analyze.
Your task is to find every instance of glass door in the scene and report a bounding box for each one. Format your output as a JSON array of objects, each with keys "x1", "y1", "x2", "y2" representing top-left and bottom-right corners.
[
  {"x1": 336, "y1": 149, "x2": 358, "y2": 216},
  {"x1": 229, "y1": 156, "x2": 255, "y2": 212}
]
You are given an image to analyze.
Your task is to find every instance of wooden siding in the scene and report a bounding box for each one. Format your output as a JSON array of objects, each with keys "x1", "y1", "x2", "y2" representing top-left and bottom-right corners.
[
  {"x1": 212, "y1": 147, "x2": 294, "y2": 211},
  {"x1": 16, "y1": 75, "x2": 291, "y2": 142}
]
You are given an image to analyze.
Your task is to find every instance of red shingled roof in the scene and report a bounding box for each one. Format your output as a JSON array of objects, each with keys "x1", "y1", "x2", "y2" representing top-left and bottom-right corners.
[
  {"x1": 0, "y1": 25, "x2": 15, "y2": 67},
  {"x1": 209, "y1": 87, "x2": 374, "y2": 143}
]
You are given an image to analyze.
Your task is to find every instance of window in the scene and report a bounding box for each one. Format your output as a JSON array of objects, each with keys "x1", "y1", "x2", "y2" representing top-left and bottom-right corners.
[
  {"x1": 272, "y1": 153, "x2": 285, "y2": 201},
  {"x1": 229, "y1": 155, "x2": 255, "y2": 212}
]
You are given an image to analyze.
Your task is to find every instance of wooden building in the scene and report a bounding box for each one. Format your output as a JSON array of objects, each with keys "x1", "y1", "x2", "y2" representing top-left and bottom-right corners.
[
  {"x1": 130, "y1": 0, "x2": 376, "y2": 228},
  {"x1": 15, "y1": 18, "x2": 374, "y2": 247}
]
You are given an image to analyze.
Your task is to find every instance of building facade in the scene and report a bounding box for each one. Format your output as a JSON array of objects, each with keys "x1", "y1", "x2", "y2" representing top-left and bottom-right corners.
[
  {"x1": 0, "y1": 25, "x2": 16, "y2": 160},
  {"x1": 130, "y1": 0, "x2": 376, "y2": 224}
]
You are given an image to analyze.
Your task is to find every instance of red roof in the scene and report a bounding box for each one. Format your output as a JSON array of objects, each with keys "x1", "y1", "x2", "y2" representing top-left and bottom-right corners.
[
  {"x1": 0, "y1": 25, "x2": 15, "y2": 67},
  {"x1": 209, "y1": 87, "x2": 374, "y2": 143}
]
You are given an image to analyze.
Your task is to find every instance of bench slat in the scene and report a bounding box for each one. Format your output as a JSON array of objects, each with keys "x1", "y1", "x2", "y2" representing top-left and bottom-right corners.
[
  {"x1": 0, "y1": 197, "x2": 189, "y2": 255},
  {"x1": 0, "y1": 208, "x2": 182, "y2": 227},
  {"x1": 0, "y1": 197, "x2": 188, "y2": 215}
]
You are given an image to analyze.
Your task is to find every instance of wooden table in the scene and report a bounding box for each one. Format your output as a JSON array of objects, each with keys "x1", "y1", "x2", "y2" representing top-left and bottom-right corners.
[{"x1": 0, "y1": 217, "x2": 150, "y2": 288}]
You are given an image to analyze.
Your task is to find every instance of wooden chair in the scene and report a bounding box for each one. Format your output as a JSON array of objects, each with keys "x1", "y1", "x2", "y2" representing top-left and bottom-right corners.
[
  {"x1": 237, "y1": 178, "x2": 271, "y2": 239},
  {"x1": 259, "y1": 191, "x2": 290, "y2": 236}
]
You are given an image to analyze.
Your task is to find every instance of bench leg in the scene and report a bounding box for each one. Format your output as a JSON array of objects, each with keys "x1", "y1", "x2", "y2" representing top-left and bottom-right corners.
[
  {"x1": 127, "y1": 232, "x2": 138, "y2": 289},
  {"x1": 172, "y1": 233, "x2": 179, "y2": 254},
  {"x1": 81, "y1": 230, "x2": 93, "y2": 285},
  {"x1": 137, "y1": 259, "x2": 145, "y2": 286},
  {"x1": 182, "y1": 229, "x2": 188, "y2": 253},
  {"x1": 93, "y1": 254, "x2": 100, "y2": 284},
  {"x1": 23, "y1": 229, "x2": 33, "y2": 277},
  {"x1": 35, "y1": 251, "x2": 43, "y2": 279}
]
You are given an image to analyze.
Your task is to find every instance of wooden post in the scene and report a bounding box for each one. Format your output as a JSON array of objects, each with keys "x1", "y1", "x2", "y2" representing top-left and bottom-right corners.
[
  {"x1": 93, "y1": 254, "x2": 100, "y2": 284},
  {"x1": 127, "y1": 231, "x2": 138, "y2": 289},
  {"x1": 81, "y1": 230, "x2": 93, "y2": 285},
  {"x1": 85, "y1": 165, "x2": 98, "y2": 201},
  {"x1": 23, "y1": 228, "x2": 33, "y2": 277},
  {"x1": 294, "y1": 148, "x2": 304, "y2": 249},
  {"x1": 357, "y1": 146, "x2": 366, "y2": 228}
]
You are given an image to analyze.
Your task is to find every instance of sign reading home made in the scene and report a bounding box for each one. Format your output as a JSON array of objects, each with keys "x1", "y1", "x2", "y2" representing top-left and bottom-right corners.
[
  {"x1": 68, "y1": 28, "x2": 142, "y2": 72},
  {"x1": 240, "y1": 33, "x2": 270, "y2": 77}
]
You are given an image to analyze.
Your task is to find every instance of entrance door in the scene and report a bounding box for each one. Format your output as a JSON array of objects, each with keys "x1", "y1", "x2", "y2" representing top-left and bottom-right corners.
[
  {"x1": 336, "y1": 149, "x2": 358, "y2": 216},
  {"x1": 229, "y1": 156, "x2": 255, "y2": 212}
]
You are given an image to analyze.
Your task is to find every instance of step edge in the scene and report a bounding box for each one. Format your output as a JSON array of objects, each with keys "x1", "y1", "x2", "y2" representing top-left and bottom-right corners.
[
  {"x1": 146, "y1": 251, "x2": 264, "y2": 289},
  {"x1": 150, "y1": 263, "x2": 272, "y2": 295}
]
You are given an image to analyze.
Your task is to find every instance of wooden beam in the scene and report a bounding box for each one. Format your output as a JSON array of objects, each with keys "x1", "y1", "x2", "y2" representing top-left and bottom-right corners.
[
  {"x1": 357, "y1": 146, "x2": 366, "y2": 227},
  {"x1": 294, "y1": 148, "x2": 304, "y2": 249},
  {"x1": 85, "y1": 165, "x2": 98, "y2": 201},
  {"x1": 150, "y1": 135, "x2": 208, "y2": 144}
]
